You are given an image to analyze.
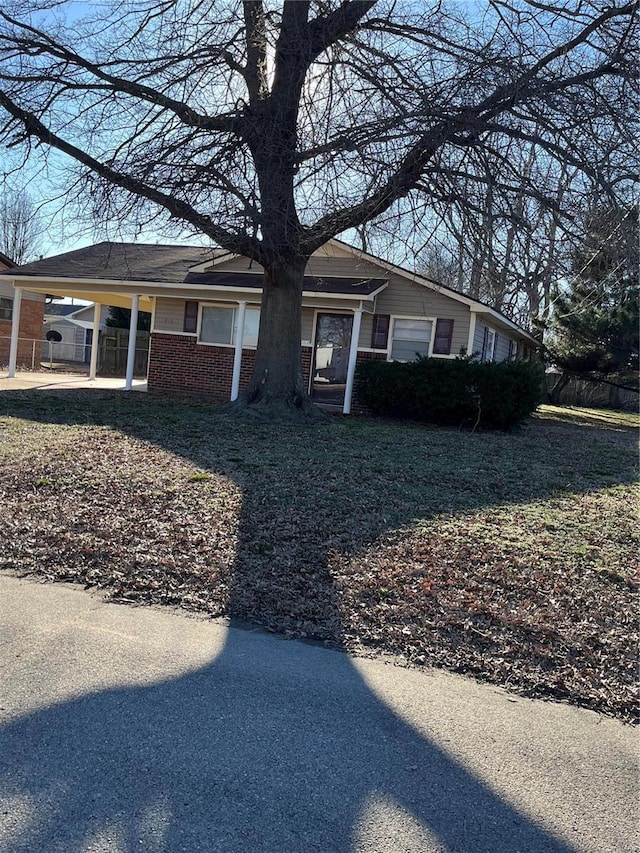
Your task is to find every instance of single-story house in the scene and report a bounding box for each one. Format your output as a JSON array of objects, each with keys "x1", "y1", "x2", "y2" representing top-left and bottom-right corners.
[
  {"x1": 1, "y1": 239, "x2": 538, "y2": 411},
  {"x1": 0, "y1": 250, "x2": 46, "y2": 368}
]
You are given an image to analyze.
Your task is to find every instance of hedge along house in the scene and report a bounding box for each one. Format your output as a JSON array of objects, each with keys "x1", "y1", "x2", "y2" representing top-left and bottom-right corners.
[{"x1": 1, "y1": 239, "x2": 538, "y2": 411}]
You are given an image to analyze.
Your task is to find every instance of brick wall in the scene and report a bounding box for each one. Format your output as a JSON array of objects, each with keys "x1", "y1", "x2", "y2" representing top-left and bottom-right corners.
[
  {"x1": 351, "y1": 350, "x2": 386, "y2": 414},
  {"x1": 0, "y1": 297, "x2": 45, "y2": 368},
  {"x1": 148, "y1": 332, "x2": 380, "y2": 414}
]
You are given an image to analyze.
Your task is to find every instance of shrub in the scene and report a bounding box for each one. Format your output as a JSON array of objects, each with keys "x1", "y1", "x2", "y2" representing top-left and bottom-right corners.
[{"x1": 355, "y1": 356, "x2": 544, "y2": 430}]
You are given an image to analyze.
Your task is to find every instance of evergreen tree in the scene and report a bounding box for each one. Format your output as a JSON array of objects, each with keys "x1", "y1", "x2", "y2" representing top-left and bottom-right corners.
[
  {"x1": 106, "y1": 306, "x2": 151, "y2": 331},
  {"x1": 545, "y1": 206, "x2": 638, "y2": 381}
]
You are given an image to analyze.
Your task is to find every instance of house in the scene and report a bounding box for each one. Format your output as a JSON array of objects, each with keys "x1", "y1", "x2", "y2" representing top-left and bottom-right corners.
[
  {"x1": 0, "y1": 250, "x2": 46, "y2": 368},
  {"x1": 1, "y1": 239, "x2": 538, "y2": 410},
  {"x1": 42, "y1": 304, "x2": 109, "y2": 365}
]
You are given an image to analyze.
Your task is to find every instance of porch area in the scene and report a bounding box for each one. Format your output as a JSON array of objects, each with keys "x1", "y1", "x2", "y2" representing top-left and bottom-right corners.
[{"x1": 0, "y1": 371, "x2": 147, "y2": 393}]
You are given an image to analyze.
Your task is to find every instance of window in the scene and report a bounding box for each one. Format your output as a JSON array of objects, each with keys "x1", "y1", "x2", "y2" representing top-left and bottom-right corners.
[
  {"x1": 390, "y1": 318, "x2": 432, "y2": 361},
  {"x1": 482, "y1": 327, "x2": 496, "y2": 362},
  {"x1": 0, "y1": 298, "x2": 12, "y2": 322},
  {"x1": 199, "y1": 305, "x2": 260, "y2": 347}
]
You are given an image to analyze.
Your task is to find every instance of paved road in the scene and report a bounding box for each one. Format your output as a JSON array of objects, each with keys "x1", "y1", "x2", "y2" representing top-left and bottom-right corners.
[{"x1": 0, "y1": 575, "x2": 637, "y2": 853}]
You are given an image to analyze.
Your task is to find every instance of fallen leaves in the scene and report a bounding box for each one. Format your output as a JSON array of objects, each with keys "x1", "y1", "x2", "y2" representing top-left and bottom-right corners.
[{"x1": 0, "y1": 392, "x2": 637, "y2": 722}]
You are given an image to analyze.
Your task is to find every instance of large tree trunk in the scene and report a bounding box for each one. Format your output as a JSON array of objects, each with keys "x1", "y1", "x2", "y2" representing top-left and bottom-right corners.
[{"x1": 224, "y1": 256, "x2": 321, "y2": 419}]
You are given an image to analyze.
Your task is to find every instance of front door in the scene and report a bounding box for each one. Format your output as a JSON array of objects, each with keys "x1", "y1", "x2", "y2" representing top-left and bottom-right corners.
[{"x1": 311, "y1": 313, "x2": 353, "y2": 406}]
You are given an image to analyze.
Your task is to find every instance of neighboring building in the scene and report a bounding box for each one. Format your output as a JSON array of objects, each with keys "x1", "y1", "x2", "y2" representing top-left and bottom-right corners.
[
  {"x1": 1, "y1": 240, "x2": 537, "y2": 408},
  {"x1": 0, "y1": 250, "x2": 46, "y2": 368},
  {"x1": 42, "y1": 303, "x2": 109, "y2": 365}
]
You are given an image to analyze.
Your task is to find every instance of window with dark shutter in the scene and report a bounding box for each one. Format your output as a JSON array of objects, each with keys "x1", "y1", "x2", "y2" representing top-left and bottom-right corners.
[
  {"x1": 370, "y1": 314, "x2": 390, "y2": 349},
  {"x1": 432, "y1": 319, "x2": 454, "y2": 355},
  {"x1": 183, "y1": 300, "x2": 198, "y2": 333}
]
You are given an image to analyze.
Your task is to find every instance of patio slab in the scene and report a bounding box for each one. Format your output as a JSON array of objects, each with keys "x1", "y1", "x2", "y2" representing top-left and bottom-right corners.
[{"x1": 0, "y1": 371, "x2": 147, "y2": 392}]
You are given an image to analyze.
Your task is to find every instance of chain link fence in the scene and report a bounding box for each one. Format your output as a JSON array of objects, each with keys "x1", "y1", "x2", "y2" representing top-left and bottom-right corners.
[{"x1": 0, "y1": 331, "x2": 150, "y2": 378}]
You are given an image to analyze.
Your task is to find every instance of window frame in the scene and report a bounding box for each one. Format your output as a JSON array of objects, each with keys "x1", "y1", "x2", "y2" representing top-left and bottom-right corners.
[
  {"x1": 482, "y1": 326, "x2": 497, "y2": 362},
  {"x1": 0, "y1": 297, "x2": 13, "y2": 322},
  {"x1": 387, "y1": 315, "x2": 436, "y2": 363},
  {"x1": 197, "y1": 301, "x2": 261, "y2": 349}
]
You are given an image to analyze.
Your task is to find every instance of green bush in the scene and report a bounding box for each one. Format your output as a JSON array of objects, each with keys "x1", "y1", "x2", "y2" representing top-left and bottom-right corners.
[{"x1": 355, "y1": 356, "x2": 544, "y2": 430}]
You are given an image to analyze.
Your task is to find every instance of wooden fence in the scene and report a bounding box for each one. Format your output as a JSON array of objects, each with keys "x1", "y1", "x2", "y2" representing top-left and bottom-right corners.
[
  {"x1": 545, "y1": 373, "x2": 638, "y2": 411},
  {"x1": 98, "y1": 329, "x2": 150, "y2": 377}
]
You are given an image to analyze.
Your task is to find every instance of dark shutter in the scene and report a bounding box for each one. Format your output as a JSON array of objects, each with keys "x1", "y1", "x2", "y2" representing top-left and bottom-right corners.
[
  {"x1": 183, "y1": 300, "x2": 198, "y2": 333},
  {"x1": 432, "y1": 319, "x2": 454, "y2": 355},
  {"x1": 493, "y1": 332, "x2": 498, "y2": 360},
  {"x1": 508, "y1": 340, "x2": 514, "y2": 361},
  {"x1": 481, "y1": 326, "x2": 489, "y2": 362},
  {"x1": 371, "y1": 314, "x2": 390, "y2": 349}
]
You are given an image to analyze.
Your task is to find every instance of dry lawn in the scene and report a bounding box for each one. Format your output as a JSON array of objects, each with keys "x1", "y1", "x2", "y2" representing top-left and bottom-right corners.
[{"x1": 0, "y1": 391, "x2": 637, "y2": 721}]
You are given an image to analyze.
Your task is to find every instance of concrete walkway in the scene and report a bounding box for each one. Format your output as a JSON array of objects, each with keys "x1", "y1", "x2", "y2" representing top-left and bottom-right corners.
[
  {"x1": 0, "y1": 575, "x2": 636, "y2": 853},
  {"x1": 0, "y1": 370, "x2": 147, "y2": 392}
]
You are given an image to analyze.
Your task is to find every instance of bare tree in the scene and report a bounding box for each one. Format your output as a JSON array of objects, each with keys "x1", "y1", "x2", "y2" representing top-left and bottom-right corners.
[
  {"x1": 0, "y1": 0, "x2": 636, "y2": 416},
  {"x1": 0, "y1": 189, "x2": 41, "y2": 265}
]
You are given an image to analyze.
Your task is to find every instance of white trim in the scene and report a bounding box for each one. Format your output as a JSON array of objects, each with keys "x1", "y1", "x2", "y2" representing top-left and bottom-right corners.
[
  {"x1": 125, "y1": 294, "x2": 140, "y2": 390},
  {"x1": 89, "y1": 302, "x2": 101, "y2": 380},
  {"x1": 308, "y1": 307, "x2": 356, "y2": 397},
  {"x1": 387, "y1": 315, "x2": 436, "y2": 362},
  {"x1": 325, "y1": 238, "x2": 538, "y2": 343},
  {"x1": 343, "y1": 308, "x2": 363, "y2": 415},
  {"x1": 7, "y1": 286, "x2": 22, "y2": 378},
  {"x1": 151, "y1": 321, "x2": 197, "y2": 337},
  {"x1": 6, "y1": 274, "x2": 384, "y2": 304},
  {"x1": 197, "y1": 301, "x2": 260, "y2": 349},
  {"x1": 231, "y1": 301, "x2": 247, "y2": 401},
  {"x1": 467, "y1": 311, "x2": 477, "y2": 358}
]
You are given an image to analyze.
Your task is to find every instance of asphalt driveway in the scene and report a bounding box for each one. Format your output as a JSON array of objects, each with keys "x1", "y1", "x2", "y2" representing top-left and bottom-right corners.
[{"x1": 0, "y1": 574, "x2": 636, "y2": 853}]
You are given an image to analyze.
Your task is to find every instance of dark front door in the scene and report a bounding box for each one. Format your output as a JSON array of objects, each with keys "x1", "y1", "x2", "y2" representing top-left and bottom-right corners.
[{"x1": 311, "y1": 313, "x2": 353, "y2": 406}]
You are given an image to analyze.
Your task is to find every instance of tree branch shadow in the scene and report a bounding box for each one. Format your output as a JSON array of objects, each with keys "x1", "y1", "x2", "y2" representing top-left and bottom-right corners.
[{"x1": 0, "y1": 389, "x2": 633, "y2": 851}]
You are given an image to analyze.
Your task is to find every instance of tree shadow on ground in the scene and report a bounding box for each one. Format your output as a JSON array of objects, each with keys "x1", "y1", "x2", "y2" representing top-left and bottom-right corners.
[{"x1": 0, "y1": 389, "x2": 634, "y2": 852}]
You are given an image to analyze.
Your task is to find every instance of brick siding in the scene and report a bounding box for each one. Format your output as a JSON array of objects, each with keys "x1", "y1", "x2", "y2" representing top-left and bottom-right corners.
[
  {"x1": 0, "y1": 297, "x2": 45, "y2": 368},
  {"x1": 148, "y1": 333, "x2": 382, "y2": 414},
  {"x1": 148, "y1": 334, "x2": 315, "y2": 401}
]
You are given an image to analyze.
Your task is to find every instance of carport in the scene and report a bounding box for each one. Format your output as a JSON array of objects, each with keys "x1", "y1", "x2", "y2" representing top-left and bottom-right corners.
[{"x1": 6, "y1": 281, "x2": 153, "y2": 389}]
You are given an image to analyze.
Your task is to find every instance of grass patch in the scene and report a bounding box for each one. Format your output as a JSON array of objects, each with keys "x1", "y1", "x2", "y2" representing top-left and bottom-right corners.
[{"x1": 0, "y1": 392, "x2": 637, "y2": 721}]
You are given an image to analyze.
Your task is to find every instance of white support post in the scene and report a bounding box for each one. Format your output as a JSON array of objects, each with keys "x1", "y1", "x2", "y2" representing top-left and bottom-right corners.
[
  {"x1": 230, "y1": 300, "x2": 247, "y2": 401},
  {"x1": 89, "y1": 303, "x2": 101, "y2": 380},
  {"x1": 7, "y1": 286, "x2": 22, "y2": 378},
  {"x1": 125, "y1": 294, "x2": 140, "y2": 390},
  {"x1": 343, "y1": 307, "x2": 363, "y2": 415}
]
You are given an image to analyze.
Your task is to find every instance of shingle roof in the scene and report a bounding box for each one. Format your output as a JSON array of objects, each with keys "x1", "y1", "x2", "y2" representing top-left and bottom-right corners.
[
  {"x1": 184, "y1": 271, "x2": 386, "y2": 295},
  {"x1": 2, "y1": 242, "x2": 387, "y2": 296},
  {"x1": 44, "y1": 303, "x2": 85, "y2": 317},
  {"x1": 2, "y1": 242, "x2": 213, "y2": 283}
]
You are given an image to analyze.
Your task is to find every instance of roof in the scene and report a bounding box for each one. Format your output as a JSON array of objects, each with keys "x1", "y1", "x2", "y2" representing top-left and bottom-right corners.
[
  {"x1": 4, "y1": 242, "x2": 213, "y2": 283},
  {"x1": 43, "y1": 316, "x2": 98, "y2": 331},
  {"x1": 1, "y1": 241, "x2": 387, "y2": 298},
  {"x1": 1, "y1": 238, "x2": 536, "y2": 341},
  {"x1": 44, "y1": 304, "x2": 85, "y2": 317},
  {"x1": 0, "y1": 250, "x2": 13, "y2": 268},
  {"x1": 184, "y1": 271, "x2": 386, "y2": 296},
  {"x1": 327, "y1": 238, "x2": 537, "y2": 342}
]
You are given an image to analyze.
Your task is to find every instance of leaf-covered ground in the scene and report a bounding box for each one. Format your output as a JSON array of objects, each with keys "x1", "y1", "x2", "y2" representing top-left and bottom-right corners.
[{"x1": 0, "y1": 391, "x2": 637, "y2": 721}]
